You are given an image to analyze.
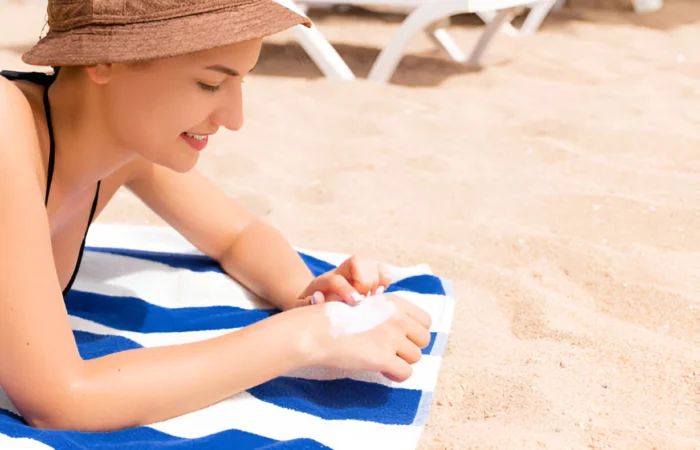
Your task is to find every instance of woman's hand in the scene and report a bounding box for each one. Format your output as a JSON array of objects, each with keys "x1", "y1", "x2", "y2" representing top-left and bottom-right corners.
[
  {"x1": 298, "y1": 293, "x2": 432, "y2": 382},
  {"x1": 295, "y1": 255, "x2": 393, "y2": 308}
]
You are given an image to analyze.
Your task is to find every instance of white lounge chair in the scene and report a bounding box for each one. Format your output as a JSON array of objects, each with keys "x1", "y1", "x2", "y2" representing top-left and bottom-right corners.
[
  {"x1": 476, "y1": 0, "x2": 558, "y2": 36},
  {"x1": 282, "y1": 0, "x2": 552, "y2": 82},
  {"x1": 473, "y1": 0, "x2": 663, "y2": 36}
]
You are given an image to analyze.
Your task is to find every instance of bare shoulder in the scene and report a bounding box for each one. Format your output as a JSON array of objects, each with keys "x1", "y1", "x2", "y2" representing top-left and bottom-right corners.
[
  {"x1": 0, "y1": 74, "x2": 38, "y2": 117},
  {"x1": 0, "y1": 75, "x2": 45, "y2": 181},
  {"x1": 0, "y1": 74, "x2": 48, "y2": 226}
]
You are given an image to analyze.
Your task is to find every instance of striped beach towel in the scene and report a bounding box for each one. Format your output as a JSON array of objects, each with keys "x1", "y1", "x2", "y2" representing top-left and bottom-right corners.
[{"x1": 0, "y1": 224, "x2": 455, "y2": 450}]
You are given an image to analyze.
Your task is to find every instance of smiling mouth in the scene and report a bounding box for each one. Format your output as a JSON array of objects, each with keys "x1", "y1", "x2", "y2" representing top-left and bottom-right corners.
[
  {"x1": 181, "y1": 132, "x2": 210, "y2": 151},
  {"x1": 184, "y1": 132, "x2": 208, "y2": 141}
]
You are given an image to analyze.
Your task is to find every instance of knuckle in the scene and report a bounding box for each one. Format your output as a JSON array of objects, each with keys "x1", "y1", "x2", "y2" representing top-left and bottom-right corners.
[
  {"x1": 348, "y1": 255, "x2": 364, "y2": 266},
  {"x1": 329, "y1": 274, "x2": 348, "y2": 289}
]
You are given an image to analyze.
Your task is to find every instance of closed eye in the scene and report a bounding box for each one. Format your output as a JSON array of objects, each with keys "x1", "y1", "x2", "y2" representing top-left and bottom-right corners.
[{"x1": 198, "y1": 82, "x2": 221, "y2": 92}]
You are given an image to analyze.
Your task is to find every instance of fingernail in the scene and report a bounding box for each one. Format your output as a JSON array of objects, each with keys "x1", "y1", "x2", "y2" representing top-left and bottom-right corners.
[
  {"x1": 350, "y1": 292, "x2": 364, "y2": 302},
  {"x1": 375, "y1": 285, "x2": 385, "y2": 295},
  {"x1": 311, "y1": 292, "x2": 322, "y2": 305}
]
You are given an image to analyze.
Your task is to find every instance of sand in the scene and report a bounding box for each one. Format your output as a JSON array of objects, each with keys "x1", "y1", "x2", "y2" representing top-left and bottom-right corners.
[{"x1": 1, "y1": 1, "x2": 698, "y2": 448}]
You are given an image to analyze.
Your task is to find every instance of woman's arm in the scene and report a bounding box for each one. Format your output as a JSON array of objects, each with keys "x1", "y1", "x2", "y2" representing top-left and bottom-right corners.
[
  {"x1": 65, "y1": 309, "x2": 316, "y2": 430},
  {"x1": 124, "y1": 162, "x2": 390, "y2": 311},
  {"x1": 125, "y1": 162, "x2": 315, "y2": 310}
]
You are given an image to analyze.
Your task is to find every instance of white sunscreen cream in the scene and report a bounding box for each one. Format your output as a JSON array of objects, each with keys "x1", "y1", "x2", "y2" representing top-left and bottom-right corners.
[{"x1": 323, "y1": 294, "x2": 397, "y2": 338}]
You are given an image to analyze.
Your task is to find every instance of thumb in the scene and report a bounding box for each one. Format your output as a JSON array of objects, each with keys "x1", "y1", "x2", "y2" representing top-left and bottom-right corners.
[{"x1": 296, "y1": 291, "x2": 326, "y2": 308}]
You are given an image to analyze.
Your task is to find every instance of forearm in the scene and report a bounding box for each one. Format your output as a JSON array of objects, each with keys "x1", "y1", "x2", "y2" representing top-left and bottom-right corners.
[
  {"x1": 218, "y1": 219, "x2": 314, "y2": 311},
  {"x1": 37, "y1": 310, "x2": 315, "y2": 431}
]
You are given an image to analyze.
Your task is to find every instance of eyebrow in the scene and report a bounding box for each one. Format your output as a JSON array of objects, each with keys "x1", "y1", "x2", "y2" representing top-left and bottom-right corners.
[{"x1": 205, "y1": 65, "x2": 240, "y2": 77}]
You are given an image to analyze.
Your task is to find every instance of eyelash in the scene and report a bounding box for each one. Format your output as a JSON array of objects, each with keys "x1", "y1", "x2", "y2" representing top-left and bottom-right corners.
[{"x1": 198, "y1": 82, "x2": 221, "y2": 92}]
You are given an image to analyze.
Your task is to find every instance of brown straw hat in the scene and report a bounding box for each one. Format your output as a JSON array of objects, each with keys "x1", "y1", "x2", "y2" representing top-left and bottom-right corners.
[{"x1": 22, "y1": 0, "x2": 312, "y2": 67}]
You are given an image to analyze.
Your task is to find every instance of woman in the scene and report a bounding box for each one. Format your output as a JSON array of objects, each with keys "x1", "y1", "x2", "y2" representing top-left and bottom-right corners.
[{"x1": 0, "y1": 0, "x2": 431, "y2": 433}]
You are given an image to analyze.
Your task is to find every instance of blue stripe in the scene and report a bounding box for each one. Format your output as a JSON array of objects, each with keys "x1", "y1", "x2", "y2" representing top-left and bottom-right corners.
[
  {"x1": 0, "y1": 408, "x2": 330, "y2": 449},
  {"x1": 387, "y1": 275, "x2": 446, "y2": 296},
  {"x1": 72, "y1": 331, "x2": 422, "y2": 425},
  {"x1": 423, "y1": 332, "x2": 437, "y2": 355},
  {"x1": 65, "y1": 291, "x2": 275, "y2": 333},
  {"x1": 249, "y1": 378, "x2": 423, "y2": 425},
  {"x1": 85, "y1": 247, "x2": 223, "y2": 273},
  {"x1": 298, "y1": 253, "x2": 337, "y2": 277},
  {"x1": 75, "y1": 330, "x2": 143, "y2": 359},
  {"x1": 67, "y1": 292, "x2": 439, "y2": 354}
]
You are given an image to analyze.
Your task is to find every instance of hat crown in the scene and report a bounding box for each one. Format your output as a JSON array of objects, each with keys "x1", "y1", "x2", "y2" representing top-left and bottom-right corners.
[{"x1": 48, "y1": 0, "x2": 240, "y2": 31}]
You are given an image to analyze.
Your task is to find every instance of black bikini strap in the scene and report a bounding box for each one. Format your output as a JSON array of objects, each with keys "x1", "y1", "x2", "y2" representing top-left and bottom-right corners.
[
  {"x1": 62, "y1": 180, "x2": 101, "y2": 297},
  {"x1": 42, "y1": 77, "x2": 57, "y2": 206},
  {"x1": 35, "y1": 69, "x2": 100, "y2": 297}
]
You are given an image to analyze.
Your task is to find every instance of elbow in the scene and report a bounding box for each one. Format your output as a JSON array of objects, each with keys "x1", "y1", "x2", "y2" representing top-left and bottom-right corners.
[
  {"x1": 26, "y1": 415, "x2": 73, "y2": 431},
  {"x1": 26, "y1": 406, "x2": 136, "y2": 433},
  {"x1": 18, "y1": 380, "x2": 100, "y2": 432},
  {"x1": 25, "y1": 405, "x2": 121, "y2": 432},
  {"x1": 22, "y1": 388, "x2": 142, "y2": 432},
  {"x1": 23, "y1": 399, "x2": 93, "y2": 431}
]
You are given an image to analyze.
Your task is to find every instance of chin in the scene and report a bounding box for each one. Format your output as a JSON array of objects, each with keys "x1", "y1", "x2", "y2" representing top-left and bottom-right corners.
[
  {"x1": 141, "y1": 144, "x2": 200, "y2": 173},
  {"x1": 167, "y1": 153, "x2": 200, "y2": 173}
]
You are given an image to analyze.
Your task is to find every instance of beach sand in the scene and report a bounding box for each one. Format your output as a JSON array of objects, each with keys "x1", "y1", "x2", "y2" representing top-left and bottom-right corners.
[{"x1": 1, "y1": 0, "x2": 698, "y2": 448}]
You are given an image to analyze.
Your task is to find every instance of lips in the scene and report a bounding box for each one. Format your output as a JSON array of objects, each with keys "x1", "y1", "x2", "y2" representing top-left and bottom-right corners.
[{"x1": 181, "y1": 132, "x2": 209, "y2": 151}]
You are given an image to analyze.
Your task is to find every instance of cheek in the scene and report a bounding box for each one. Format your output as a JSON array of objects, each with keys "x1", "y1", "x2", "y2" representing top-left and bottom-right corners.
[
  {"x1": 106, "y1": 81, "x2": 212, "y2": 151},
  {"x1": 107, "y1": 92, "x2": 180, "y2": 145}
]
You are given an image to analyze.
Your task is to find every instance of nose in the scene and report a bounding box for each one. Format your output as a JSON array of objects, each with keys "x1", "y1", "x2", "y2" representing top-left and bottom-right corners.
[{"x1": 210, "y1": 83, "x2": 244, "y2": 131}]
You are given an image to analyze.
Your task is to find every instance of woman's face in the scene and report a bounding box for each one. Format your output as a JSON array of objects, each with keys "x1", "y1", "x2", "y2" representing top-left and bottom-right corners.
[{"x1": 96, "y1": 38, "x2": 263, "y2": 173}]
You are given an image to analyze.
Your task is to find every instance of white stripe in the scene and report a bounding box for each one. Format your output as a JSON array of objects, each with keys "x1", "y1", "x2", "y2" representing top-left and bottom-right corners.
[
  {"x1": 69, "y1": 316, "x2": 442, "y2": 391},
  {"x1": 0, "y1": 433, "x2": 53, "y2": 450},
  {"x1": 86, "y1": 224, "x2": 202, "y2": 254},
  {"x1": 69, "y1": 316, "x2": 233, "y2": 346},
  {"x1": 86, "y1": 224, "x2": 436, "y2": 283},
  {"x1": 149, "y1": 391, "x2": 423, "y2": 450},
  {"x1": 73, "y1": 251, "x2": 271, "y2": 311}
]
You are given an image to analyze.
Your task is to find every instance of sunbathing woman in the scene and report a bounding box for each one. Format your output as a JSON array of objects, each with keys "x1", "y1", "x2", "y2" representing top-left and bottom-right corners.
[{"x1": 0, "y1": 0, "x2": 431, "y2": 432}]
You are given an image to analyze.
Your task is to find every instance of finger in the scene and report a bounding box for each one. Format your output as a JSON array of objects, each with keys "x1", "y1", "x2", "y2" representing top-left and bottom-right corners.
[
  {"x1": 335, "y1": 256, "x2": 379, "y2": 297},
  {"x1": 389, "y1": 294, "x2": 432, "y2": 329},
  {"x1": 296, "y1": 291, "x2": 325, "y2": 308},
  {"x1": 350, "y1": 257, "x2": 380, "y2": 296},
  {"x1": 405, "y1": 302, "x2": 432, "y2": 330},
  {"x1": 310, "y1": 291, "x2": 325, "y2": 305},
  {"x1": 326, "y1": 273, "x2": 364, "y2": 304},
  {"x1": 381, "y1": 356, "x2": 413, "y2": 383},
  {"x1": 402, "y1": 315, "x2": 432, "y2": 349},
  {"x1": 396, "y1": 337, "x2": 423, "y2": 365}
]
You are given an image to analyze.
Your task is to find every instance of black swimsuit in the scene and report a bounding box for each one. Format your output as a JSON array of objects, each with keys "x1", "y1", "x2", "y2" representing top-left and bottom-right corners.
[{"x1": 1, "y1": 70, "x2": 101, "y2": 297}]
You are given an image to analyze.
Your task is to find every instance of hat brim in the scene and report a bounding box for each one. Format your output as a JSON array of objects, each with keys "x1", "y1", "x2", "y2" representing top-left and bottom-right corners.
[{"x1": 22, "y1": 0, "x2": 311, "y2": 67}]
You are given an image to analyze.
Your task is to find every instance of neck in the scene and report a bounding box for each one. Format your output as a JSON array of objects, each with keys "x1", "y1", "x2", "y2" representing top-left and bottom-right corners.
[{"x1": 46, "y1": 70, "x2": 137, "y2": 198}]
